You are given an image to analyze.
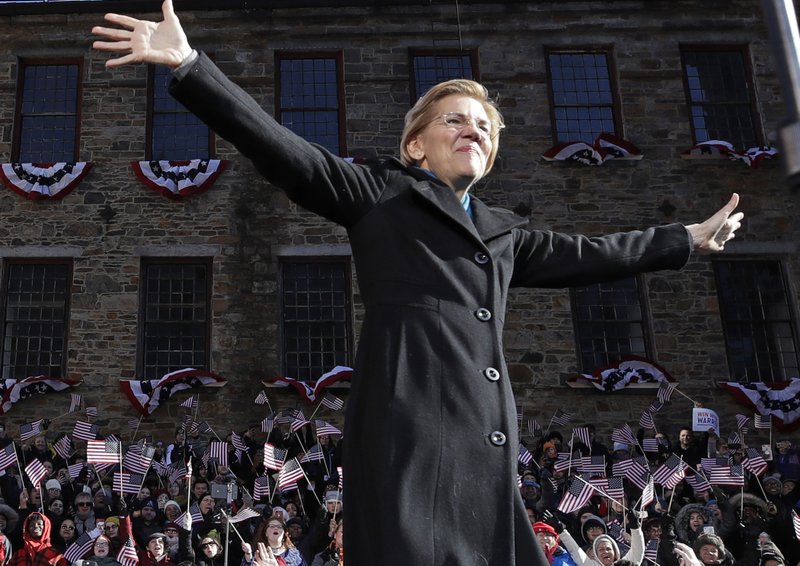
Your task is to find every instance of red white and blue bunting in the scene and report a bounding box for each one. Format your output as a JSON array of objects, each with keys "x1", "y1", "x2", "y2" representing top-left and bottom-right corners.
[
  {"x1": 542, "y1": 133, "x2": 643, "y2": 166},
  {"x1": 0, "y1": 162, "x2": 92, "y2": 200},
  {"x1": 131, "y1": 159, "x2": 228, "y2": 199},
  {"x1": 681, "y1": 140, "x2": 778, "y2": 168},
  {"x1": 120, "y1": 368, "x2": 227, "y2": 416},
  {"x1": 0, "y1": 375, "x2": 83, "y2": 415},
  {"x1": 265, "y1": 366, "x2": 353, "y2": 404},
  {"x1": 574, "y1": 356, "x2": 674, "y2": 392},
  {"x1": 720, "y1": 378, "x2": 800, "y2": 431}
]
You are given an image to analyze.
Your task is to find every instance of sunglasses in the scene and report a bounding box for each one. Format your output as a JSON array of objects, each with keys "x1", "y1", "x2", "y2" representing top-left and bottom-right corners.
[
  {"x1": 200, "y1": 541, "x2": 216, "y2": 549},
  {"x1": 76, "y1": 502, "x2": 92, "y2": 507}
]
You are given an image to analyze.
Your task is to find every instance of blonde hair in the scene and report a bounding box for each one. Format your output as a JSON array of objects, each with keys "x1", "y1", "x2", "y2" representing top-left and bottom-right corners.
[{"x1": 400, "y1": 79, "x2": 504, "y2": 175}]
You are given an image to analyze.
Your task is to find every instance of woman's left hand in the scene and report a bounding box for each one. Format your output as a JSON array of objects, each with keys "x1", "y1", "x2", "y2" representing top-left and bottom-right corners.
[
  {"x1": 686, "y1": 193, "x2": 743, "y2": 253},
  {"x1": 253, "y1": 542, "x2": 280, "y2": 566}
]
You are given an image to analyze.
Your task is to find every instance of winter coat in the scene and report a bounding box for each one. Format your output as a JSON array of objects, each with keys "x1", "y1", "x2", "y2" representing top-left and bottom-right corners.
[
  {"x1": 170, "y1": 52, "x2": 692, "y2": 566},
  {"x1": 674, "y1": 504, "x2": 720, "y2": 544},
  {"x1": 560, "y1": 528, "x2": 645, "y2": 566},
  {"x1": 8, "y1": 514, "x2": 68, "y2": 566}
]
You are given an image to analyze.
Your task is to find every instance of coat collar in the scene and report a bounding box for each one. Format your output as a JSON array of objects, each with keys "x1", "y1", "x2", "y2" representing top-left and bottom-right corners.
[{"x1": 391, "y1": 158, "x2": 528, "y2": 244}]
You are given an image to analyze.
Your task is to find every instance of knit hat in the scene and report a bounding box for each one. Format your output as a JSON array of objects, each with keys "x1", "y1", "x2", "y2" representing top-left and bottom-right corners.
[
  {"x1": 45, "y1": 479, "x2": 61, "y2": 491},
  {"x1": 104, "y1": 516, "x2": 120, "y2": 527},
  {"x1": 762, "y1": 474, "x2": 783, "y2": 489},
  {"x1": 533, "y1": 522, "x2": 558, "y2": 540},
  {"x1": 694, "y1": 533, "x2": 726, "y2": 555},
  {"x1": 759, "y1": 541, "x2": 785, "y2": 566}
]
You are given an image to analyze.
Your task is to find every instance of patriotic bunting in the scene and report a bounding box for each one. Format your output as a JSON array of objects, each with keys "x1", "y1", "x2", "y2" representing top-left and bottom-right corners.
[
  {"x1": 577, "y1": 357, "x2": 673, "y2": 392},
  {"x1": 680, "y1": 140, "x2": 778, "y2": 168},
  {"x1": 543, "y1": 133, "x2": 643, "y2": 166},
  {"x1": 0, "y1": 375, "x2": 82, "y2": 415},
  {"x1": 0, "y1": 161, "x2": 93, "y2": 200},
  {"x1": 120, "y1": 368, "x2": 226, "y2": 416},
  {"x1": 720, "y1": 379, "x2": 800, "y2": 431},
  {"x1": 131, "y1": 159, "x2": 228, "y2": 199},
  {"x1": 265, "y1": 366, "x2": 353, "y2": 404}
]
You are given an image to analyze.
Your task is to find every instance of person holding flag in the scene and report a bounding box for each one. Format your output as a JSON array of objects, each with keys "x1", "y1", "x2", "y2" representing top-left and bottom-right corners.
[{"x1": 8, "y1": 512, "x2": 68, "y2": 566}]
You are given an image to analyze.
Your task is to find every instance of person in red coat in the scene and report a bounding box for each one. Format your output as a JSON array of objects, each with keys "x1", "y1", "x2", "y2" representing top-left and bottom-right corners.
[{"x1": 8, "y1": 513, "x2": 68, "y2": 566}]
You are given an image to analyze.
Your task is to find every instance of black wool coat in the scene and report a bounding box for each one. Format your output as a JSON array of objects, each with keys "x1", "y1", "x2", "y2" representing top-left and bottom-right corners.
[{"x1": 170, "y1": 52, "x2": 692, "y2": 566}]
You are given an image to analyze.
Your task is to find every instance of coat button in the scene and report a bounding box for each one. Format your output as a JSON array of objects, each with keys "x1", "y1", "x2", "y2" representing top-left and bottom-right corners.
[
  {"x1": 490, "y1": 431, "x2": 507, "y2": 446},
  {"x1": 474, "y1": 251, "x2": 489, "y2": 265},
  {"x1": 475, "y1": 308, "x2": 492, "y2": 321},
  {"x1": 484, "y1": 367, "x2": 500, "y2": 381}
]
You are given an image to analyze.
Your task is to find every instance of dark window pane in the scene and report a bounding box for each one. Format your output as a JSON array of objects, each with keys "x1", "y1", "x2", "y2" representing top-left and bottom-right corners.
[
  {"x1": 412, "y1": 54, "x2": 474, "y2": 99},
  {"x1": 714, "y1": 260, "x2": 799, "y2": 383},
  {"x1": 278, "y1": 57, "x2": 341, "y2": 155},
  {"x1": 18, "y1": 63, "x2": 79, "y2": 162},
  {"x1": 548, "y1": 51, "x2": 616, "y2": 143},
  {"x1": 682, "y1": 50, "x2": 757, "y2": 149},
  {"x1": 141, "y1": 261, "x2": 209, "y2": 379},
  {"x1": 2, "y1": 263, "x2": 70, "y2": 379},
  {"x1": 572, "y1": 277, "x2": 646, "y2": 371},
  {"x1": 281, "y1": 260, "x2": 351, "y2": 381},
  {"x1": 151, "y1": 66, "x2": 210, "y2": 159}
]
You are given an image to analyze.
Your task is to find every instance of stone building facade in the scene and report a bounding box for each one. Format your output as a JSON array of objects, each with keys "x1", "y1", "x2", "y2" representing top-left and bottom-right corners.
[{"x1": 0, "y1": 0, "x2": 797, "y2": 447}]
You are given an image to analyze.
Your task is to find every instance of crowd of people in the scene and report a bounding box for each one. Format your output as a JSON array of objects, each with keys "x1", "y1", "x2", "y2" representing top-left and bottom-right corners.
[{"x1": 0, "y1": 414, "x2": 797, "y2": 566}]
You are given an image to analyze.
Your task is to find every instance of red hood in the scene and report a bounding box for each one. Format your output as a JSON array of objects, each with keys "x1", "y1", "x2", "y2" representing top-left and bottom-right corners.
[{"x1": 22, "y1": 512, "x2": 52, "y2": 556}]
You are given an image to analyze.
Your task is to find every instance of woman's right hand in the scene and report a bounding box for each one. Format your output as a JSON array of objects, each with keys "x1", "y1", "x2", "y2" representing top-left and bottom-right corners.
[
  {"x1": 253, "y1": 542, "x2": 280, "y2": 566},
  {"x1": 241, "y1": 542, "x2": 253, "y2": 561},
  {"x1": 92, "y1": 0, "x2": 193, "y2": 68}
]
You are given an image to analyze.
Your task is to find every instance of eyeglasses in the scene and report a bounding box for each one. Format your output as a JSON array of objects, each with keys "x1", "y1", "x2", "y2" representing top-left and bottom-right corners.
[
  {"x1": 200, "y1": 541, "x2": 217, "y2": 549},
  {"x1": 76, "y1": 502, "x2": 92, "y2": 508},
  {"x1": 435, "y1": 112, "x2": 503, "y2": 140}
]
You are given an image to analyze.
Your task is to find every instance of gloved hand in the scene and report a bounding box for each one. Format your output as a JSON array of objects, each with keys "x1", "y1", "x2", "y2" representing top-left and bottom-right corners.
[
  {"x1": 628, "y1": 510, "x2": 640, "y2": 530},
  {"x1": 543, "y1": 510, "x2": 565, "y2": 534}
]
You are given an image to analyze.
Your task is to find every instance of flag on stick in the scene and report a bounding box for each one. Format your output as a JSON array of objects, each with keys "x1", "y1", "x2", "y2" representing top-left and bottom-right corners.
[
  {"x1": 19, "y1": 419, "x2": 44, "y2": 442},
  {"x1": 25, "y1": 458, "x2": 48, "y2": 486},
  {"x1": 263, "y1": 443, "x2": 287, "y2": 471},
  {"x1": 0, "y1": 444, "x2": 17, "y2": 471},
  {"x1": 72, "y1": 421, "x2": 99, "y2": 441},
  {"x1": 278, "y1": 458, "x2": 305, "y2": 490},
  {"x1": 557, "y1": 476, "x2": 593, "y2": 513},
  {"x1": 87, "y1": 439, "x2": 122, "y2": 464}
]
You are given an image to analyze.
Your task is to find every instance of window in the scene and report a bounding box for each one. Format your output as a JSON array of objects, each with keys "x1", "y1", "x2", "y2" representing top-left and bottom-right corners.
[
  {"x1": 410, "y1": 50, "x2": 478, "y2": 101},
  {"x1": 714, "y1": 260, "x2": 799, "y2": 383},
  {"x1": 148, "y1": 65, "x2": 212, "y2": 159},
  {"x1": 681, "y1": 47, "x2": 760, "y2": 149},
  {"x1": 13, "y1": 59, "x2": 82, "y2": 162},
  {"x1": 1, "y1": 261, "x2": 71, "y2": 379},
  {"x1": 280, "y1": 259, "x2": 352, "y2": 381},
  {"x1": 139, "y1": 259, "x2": 211, "y2": 379},
  {"x1": 276, "y1": 53, "x2": 345, "y2": 156},
  {"x1": 546, "y1": 50, "x2": 620, "y2": 143},
  {"x1": 571, "y1": 277, "x2": 648, "y2": 371}
]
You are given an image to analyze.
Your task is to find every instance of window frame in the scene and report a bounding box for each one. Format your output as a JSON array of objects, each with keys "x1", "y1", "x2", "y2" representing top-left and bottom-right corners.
[
  {"x1": 12, "y1": 57, "x2": 84, "y2": 163},
  {"x1": 712, "y1": 257, "x2": 800, "y2": 383},
  {"x1": 409, "y1": 48, "x2": 480, "y2": 103},
  {"x1": 679, "y1": 44, "x2": 764, "y2": 148},
  {"x1": 278, "y1": 256, "x2": 353, "y2": 382},
  {"x1": 136, "y1": 257, "x2": 213, "y2": 379},
  {"x1": 544, "y1": 46, "x2": 623, "y2": 145},
  {"x1": 0, "y1": 258, "x2": 72, "y2": 380},
  {"x1": 570, "y1": 275, "x2": 654, "y2": 373},
  {"x1": 274, "y1": 51, "x2": 347, "y2": 157},
  {"x1": 145, "y1": 63, "x2": 215, "y2": 160}
]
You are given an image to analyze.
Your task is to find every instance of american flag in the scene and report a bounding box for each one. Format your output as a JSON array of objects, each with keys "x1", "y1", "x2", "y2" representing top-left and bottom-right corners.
[
  {"x1": 611, "y1": 424, "x2": 637, "y2": 446},
  {"x1": 290, "y1": 416, "x2": 310, "y2": 433},
  {"x1": 612, "y1": 457, "x2": 647, "y2": 479},
  {"x1": 72, "y1": 420, "x2": 99, "y2": 441},
  {"x1": 188, "y1": 503, "x2": 203, "y2": 522},
  {"x1": 743, "y1": 447, "x2": 768, "y2": 477},
  {"x1": 53, "y1": 436, "x2": 73, "y2": 460},
  {"x1": 279, "y1": 481, "x2": 299, "y2": 493},
  {"x1": 639, "y1": 411, "x2": 655, "y2": 430},
  {"x1": 320, "y1": 392, "x2": 344, "y2": 411},
  {"x1": 685, "y1": 472, "x2": 711, "y2": 494},
  {"x1": 194, "y1": 421, "x2": 213, "y2": 435},
  {"x1": 275, "y1": 409, "x2": 302, "y2": 426},
  {"x1": 19, "y1": 419, "x2": 44, "y2": 442},
  {"x1": 263, "y1": 443, "x2": 287, "y2": 471},
  {"x1": 0, "y1": 444, "x2": 17, "y2": 471},
  {"x1": 727, "y1": 432, "x2": 742, "y2": 446},
  {"x1": 647, "y1": 400, "x2": 664, "y2": 413},
  {"x1": 301, "y1": 444, "x2": 324, "y2": 464},
  {"x1": 701, "y1": 457, "x2": 731, "y2": 472},
  {"x1": 627, "y1": 470, "x2": 651, "y2": 491},
  {"x1": 527, "y1": 418, "x2": 542, "y2": 437},
  {"x1": 516, "y1": 407, "x2": 524, "y2": 428},
  {"x1": 231, "y1": 431, "x2": 248, "y2": 452},
  {"x1": 228, "y1": 507, "x2": 261, "y2": 524},
  {"x1": 64, "y1": 532, "x2": 95, "y2": 563},
  {"x1": 25, "y1": 458, "x2": 48, "y2": 486},
  {"x1": 69, "y1": 393, "x2": 82, "y2": 413},
  {"x1": 123, "y1": 445, "x2": 155, "y2": 475},
  {"x1": 518, "y1": 445, "x2": 533, "y2": 466},
  {"x1": 735, "y1": 414, "x2": 750, "y2": 432},
  {"x1": 572, "y1": 427, "x2": 591, "y2": 448},
  {"x1": 278, "y1": 458, "x2": 305, "y2": 490},
  {"x1": 656, "y1": 381, "x2": 676, "y2": 403},
  {"x1": 114, "y1": 472, "x2": 145, "y2": 494},
  {"x1": 337, "y1": 466, "x2": 343, "y2": 490},
  {"x1": 67, "y1": 462, "x2": 85, "y2": 479},
  {"x1": 578, "y1": 455, "x2": 606, "y2": 476},
  {"x1": 792, "y1": 510, "x2": 800, "y2": 541},
  {"x1": 607, "y1": 519, "x2": 627, "y2": 544},
  {"x1": 605, "y1": 476, "x2": 625, "y2": 500},
  {"x1": 254, "y1": 390, "x2": 270, "y2": 405},
  {"x1": 642, "y1": 438, "x2": 659, "y2": 453},
  {"x1": 169, "y1": 463, "x2": 189, "y2": 485},
  {"x1": 553, "y1": 453, "x2": 574, "y2": 472},
  {"x1": 180, "y1": 394, "x2": 198, "y2": 409},
  {"x1": 261, "y1": 415, "x2": 274, "y2": 433},
  {"x1": 127, "y1": 417, "x2": 141, "y2": 430},
  {"x1": 641, "y1": 475, "x2": 655, "y2": 508},
  {"x1": 207, "y1": 441, "x2": 229, "y2": 469},
  {"x1": 652, "y1": 454, "x2": 686, "y2": 488},
  {"x1": 644, "y1": 539, "x2": 659, "y2": 563},
  {"x1": 550, "y1": 409, "x2": 572, "y2": 427},
  {"x1": 315, "y1": 420, "x2": 342, "y2": 437},
  {"x1": 754, "y1": 413, "x2": 772, "y2": 429},
  {"x1": 709, "y1": 464, "x2": 745, "y2": 486},
  {"x1": 87, "y1": 439, "x2": 121, "y2": 464},
  {"x1": 557, "y1": 476, "x2": 593, "y2": 514},
  {"x1": 117, "y1": 535, "x2": 139, "y2": 566},
  {"x1": 253, "y1": 476, "x2": 270, "y2": 500},
  {"x1": 85, "y1": 406, "x2": 98, "y2": 418}
]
